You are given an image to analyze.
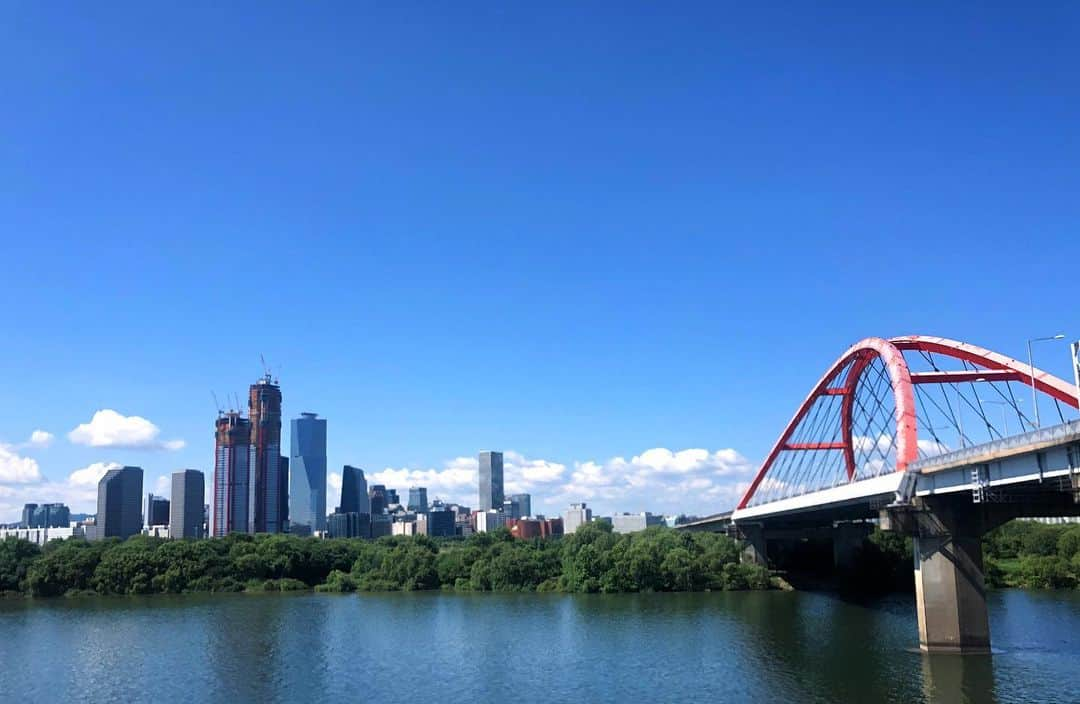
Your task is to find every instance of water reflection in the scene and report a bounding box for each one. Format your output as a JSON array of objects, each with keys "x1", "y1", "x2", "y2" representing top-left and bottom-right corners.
[{"x1": 920, "y1": 652, "x2": 997, "y2": 704}]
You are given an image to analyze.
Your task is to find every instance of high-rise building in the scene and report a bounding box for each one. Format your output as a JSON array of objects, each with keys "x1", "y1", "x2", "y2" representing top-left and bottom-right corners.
[
  {"x1": 386, "y1": 488, "x2": 400, "y2": 506},
  {"x1": 407, "y1": 487, "x2": 428, "y2": 513},
  {"x1": 289, "y1": 412, "x2": 327, "y2": 535},
  {"x1": 369, "y1": 484, "x2": 388, "y2": 515},
  {"x1": 341, "y1": 466, "x2": 370, "y2": 514},
  {"x1": 479, "y1": 450, "x2": 504, "y2": 511},
  {"x1": 146, "y1": 494, "x2": 170, "y2": 527},
  {"x1": 563, "y1": 502, "x2": 592, "y2": 534},
  {"x1": 22, "y1": 503, "x2": 69, "y2": 528},
  {"x1": 279, "y1": 455, "x2": 290, "y2": 528},
  {"x1": 95, "y1": 466, "x2": 143, "y2": 540},
  {"x1": 248, "y1": 375, "x2": 283, "y2": 534},
  {"x1": 213, "y1": 412, "x2": 252, "y2": 536},
  {"x1": 170, "y1": 469, "x2": 205, "y2": 539},
  {"x1": 509, "y1": 493, "x2": 531, "y2": 519}
]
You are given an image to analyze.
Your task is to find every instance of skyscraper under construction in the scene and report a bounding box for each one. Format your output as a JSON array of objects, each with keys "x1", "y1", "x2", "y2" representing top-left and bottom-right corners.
[
  {"x1": 248, "y1": 374, "x2": 285, "y2": 533},
  {"x1": 212, "y1": 411, "x2": 252, "y2": 536}
]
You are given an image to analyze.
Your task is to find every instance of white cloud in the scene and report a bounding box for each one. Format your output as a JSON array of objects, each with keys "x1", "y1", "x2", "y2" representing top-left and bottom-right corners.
[
  {"x1": 68, "y1": 409, "x2": 185, "y2": 451},
  {"x1": 0, "y1": 445, "x2": 43, "y2": 484},
  {"x1": 356, "y1": 447, "x2": 755, "y2": 517},
  {"x1": 328, "y1": 472, "x2": 342, "y2": 498},
  {"x1": 551, "y1": 448, "x2": 756, "y2": 513},
  {"x1": 154, "y1": 475, "x2": 170, "y2": 495},
  {"x1": 25, "y1": 430, "x2": 54, "y2": 448},
  {"x1": 68, "y1": 461, "x2": 123, "y2": 487}
]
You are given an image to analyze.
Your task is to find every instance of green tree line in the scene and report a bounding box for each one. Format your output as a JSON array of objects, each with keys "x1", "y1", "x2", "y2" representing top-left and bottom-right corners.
[
  {"x1": 0, "y1": 523, "x2": 771, "y2": 597},
  {"x1": 983, "y1": 520, "x2": 1080, "y2": 589}
]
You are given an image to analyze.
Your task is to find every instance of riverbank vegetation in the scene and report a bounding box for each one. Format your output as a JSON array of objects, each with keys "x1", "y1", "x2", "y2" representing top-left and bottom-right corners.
[
  {"x1": 984, "y1": 520, "x2": 1080, "y2": 589},
  {"x1": 0, "y1": 523, "x2": 771, "y2": 597}
]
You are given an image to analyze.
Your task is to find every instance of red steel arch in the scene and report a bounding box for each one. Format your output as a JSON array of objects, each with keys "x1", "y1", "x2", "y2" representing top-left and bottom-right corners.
[
  {"x1": 889, "y1": 335, "x2": 1080, "y2": 408},
  {"x1": 737, "y1": 335, "x2": 1080, "y2": 510},
  {"x1": 737, "y1": 337, "x2": 917, "y2": 510}
]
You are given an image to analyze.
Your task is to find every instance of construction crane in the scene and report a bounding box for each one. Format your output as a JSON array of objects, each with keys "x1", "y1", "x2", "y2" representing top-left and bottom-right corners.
[{"x1": 211, "y1": 391, "x2": 224, "y2": 417}]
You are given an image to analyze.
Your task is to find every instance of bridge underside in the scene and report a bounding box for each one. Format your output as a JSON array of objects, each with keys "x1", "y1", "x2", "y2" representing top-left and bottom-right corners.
[{"x1": 685, "y1": 422, "x2": 1080, "y2": 654}]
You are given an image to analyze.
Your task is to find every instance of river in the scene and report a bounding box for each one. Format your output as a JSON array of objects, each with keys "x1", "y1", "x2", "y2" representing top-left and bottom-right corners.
[{"x1": 1, "y1": 589, "x2": 1078, "y2": 703}]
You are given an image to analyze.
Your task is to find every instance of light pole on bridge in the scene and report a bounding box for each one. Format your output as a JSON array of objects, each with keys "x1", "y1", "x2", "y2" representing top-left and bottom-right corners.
[
  {"x1": 977, "y1": 398, "x2": 1014, "y2": 437},
  {"x1": 1027, "y1": 334, "x2": 1065, "y2": 429},
  {"x1": 1071, "y1": 341, "x2": 1080, "y2": 408}
]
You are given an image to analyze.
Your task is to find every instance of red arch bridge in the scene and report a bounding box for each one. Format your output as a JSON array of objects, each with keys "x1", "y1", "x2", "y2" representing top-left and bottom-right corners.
[{"x1": 680, "y1": 334, "x2": 1080, "y2": 654}]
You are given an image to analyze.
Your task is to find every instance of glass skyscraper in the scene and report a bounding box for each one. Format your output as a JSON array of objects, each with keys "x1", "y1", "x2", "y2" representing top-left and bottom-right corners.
[
  {"x1": 407, "y1": 486, "x2": 428, "y2": 513},
  {"x1": 340, "y1": 465, "x2": 370, "y2": 514},
  {"x1": 170, "y1": 469, "x2": 205, "y2": 539},
  {"x1": 146, "y1": 494, "x2": 170, "y2": 527},
  {"x1": 479, "y1": 450, "x2": 504, "y2": 511},
  {"x1": 96, "y1": 466, "x2": 144, "y2": 540},
  {"x1": 289, "y1": 412, "x2": 327, "y2": 535}
]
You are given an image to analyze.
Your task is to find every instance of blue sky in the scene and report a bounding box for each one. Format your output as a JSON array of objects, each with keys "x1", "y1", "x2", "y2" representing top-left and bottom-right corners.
[{"x1": 1, "y1": 2, "x2": 1078, "y2": 521}]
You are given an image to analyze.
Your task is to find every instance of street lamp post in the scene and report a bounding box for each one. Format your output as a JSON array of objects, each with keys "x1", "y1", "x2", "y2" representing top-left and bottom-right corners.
[
  {"x1": 977, "y1": 398, "x2": 1013, "y2": 436},
  {"x1": 1071, "y1": 341, "x2": 1080, "y2": 406},
  {"x1": 1027, "y1": 334, "x2": 1065, "y2": 429}
]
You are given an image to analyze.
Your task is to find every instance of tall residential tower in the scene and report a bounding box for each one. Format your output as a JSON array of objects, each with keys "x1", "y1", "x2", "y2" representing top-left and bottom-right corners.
[
  {"x1": 212, "y1": 412, "x2": 252, "y2": 536},
  {"x1": 248, "y1": 374, "x2": 284, "y2": 533}
]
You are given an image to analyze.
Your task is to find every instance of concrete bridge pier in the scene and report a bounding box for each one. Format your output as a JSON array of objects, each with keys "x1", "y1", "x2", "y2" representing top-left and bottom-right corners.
[
  {"x1": 910, "y1": 502, "x2": 991, "y2": 654},
  {"x1": 738, "y1": 523, "x2": 767, "y2": 566},
  {"x1": 832, "y1": 521, "x2": 873, "y2": 572},
  {"x1": 883, "y1": 496, "x2": 1004, "y2": 654}
]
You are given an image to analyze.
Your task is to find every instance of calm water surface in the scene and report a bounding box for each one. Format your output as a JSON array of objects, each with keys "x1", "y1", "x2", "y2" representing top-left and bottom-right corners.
[{"x1": 1, "y1": 589, "x2": 1078, "y2": 703}]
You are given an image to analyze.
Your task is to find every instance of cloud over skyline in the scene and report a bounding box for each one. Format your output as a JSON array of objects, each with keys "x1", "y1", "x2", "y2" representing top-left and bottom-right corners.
[
  {"x1": 68, "y1": 410, "x2": 185, "y2": 451},
  {"x1": 0, "y1": 444, "x2": 43, "y2": 484},
  {"x1": 323, "y1": 447, "x2": 755, "y2": 517}
]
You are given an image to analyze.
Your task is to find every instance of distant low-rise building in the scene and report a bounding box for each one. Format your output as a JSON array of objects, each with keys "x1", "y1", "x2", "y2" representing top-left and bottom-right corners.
[
  {"x1": 327, "y1": 511, "x2": 371, "y2": 539},
  {"x1": 474, "y1": 510, "x2": 505, "y2": 533},
  {"x1": 540, "y1": 517, "x2": 563, "y2": 538},
  {"x1": 611, "y1": 512, "x2": 665, "y2": 534},
  {"x1": 392, "y1": 520, "x2": 418, "y2": 536},
  {"x1": 371, "y1": 513, "x2": 393, "y2": 538},
  {"x1": 563, "y1": 503, "x2": 592, "y2": 534},
  {"x1": 0, "y1": 525, "x2": 82, "y2": 546},
  {"x1": 507, "y1": 518, "x2": 542, "y2": 539},
  {"x1": 425, "y1": 506, "x2": 455, "y2": 537}
]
